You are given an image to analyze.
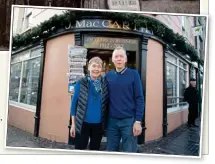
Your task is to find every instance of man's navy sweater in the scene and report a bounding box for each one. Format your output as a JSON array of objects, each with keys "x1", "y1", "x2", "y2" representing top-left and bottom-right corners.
[{"x1": 105, "y1": 68, "x2": 144, "y2": 121}]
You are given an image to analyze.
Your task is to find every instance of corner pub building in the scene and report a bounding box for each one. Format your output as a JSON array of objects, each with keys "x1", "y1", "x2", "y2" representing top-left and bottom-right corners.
[{"x1": 8, "y1": 10, "x2": 204, "y2": 145}]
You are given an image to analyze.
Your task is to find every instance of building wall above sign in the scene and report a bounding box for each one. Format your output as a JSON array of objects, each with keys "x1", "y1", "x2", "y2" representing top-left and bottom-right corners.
[{"x1": 107, "y1": 0, "x2": 140, "y2": 11}]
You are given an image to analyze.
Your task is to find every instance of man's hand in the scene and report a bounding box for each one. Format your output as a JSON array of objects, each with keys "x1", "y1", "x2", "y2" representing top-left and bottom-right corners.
[
  {"x1": 133, "y1": 121, "x2": 142, "y2": 136},
  {"x1": 70, "y1": 125, "x2": 76, "y2": 138}
]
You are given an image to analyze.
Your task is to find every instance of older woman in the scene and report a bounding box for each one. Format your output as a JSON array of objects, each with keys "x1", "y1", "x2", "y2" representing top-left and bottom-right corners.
[{"x1": 70, "y1": 57, "x2": 109, "y2": 150}]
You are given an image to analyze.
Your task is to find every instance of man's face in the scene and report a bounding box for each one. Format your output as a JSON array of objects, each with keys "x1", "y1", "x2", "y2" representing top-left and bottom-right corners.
[
  {"x1": 112, "y1": 50, "x2": 127, "y2": 69},
  {"x1": 190, "y1": 81, "x2": 196, "y2": 87}
]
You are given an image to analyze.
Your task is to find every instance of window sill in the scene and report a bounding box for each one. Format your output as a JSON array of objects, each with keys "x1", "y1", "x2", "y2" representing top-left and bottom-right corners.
[
  {"x1": 9, "y1": 101, "x2": 36, "y2": 113},
  {"x1": 167, "y1": 104, "x2": 189, "y2": 114}
]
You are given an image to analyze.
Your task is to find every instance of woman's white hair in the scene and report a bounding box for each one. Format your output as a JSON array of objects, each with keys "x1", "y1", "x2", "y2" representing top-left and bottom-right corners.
[{"x1": 112, "y1": 46, "x2": 127, "y2": 60}]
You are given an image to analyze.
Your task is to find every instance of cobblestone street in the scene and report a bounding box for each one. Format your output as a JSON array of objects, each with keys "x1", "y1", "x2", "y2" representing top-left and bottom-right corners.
[{"x1": 6, "y1": 118, "x2": 201, "y2": 156}]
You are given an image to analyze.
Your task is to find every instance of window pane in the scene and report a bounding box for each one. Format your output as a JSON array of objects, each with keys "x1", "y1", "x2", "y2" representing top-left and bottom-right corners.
[
  {"x1": 19, "y1": 52, "x2": 30, "y2": 61},
  {"x1": 167, "y1": 98, "x2": 178, "y2": 108},
  {"x1": 20, "y1": 57, "x2": 41, "y2": 106},
  {"x1": 30, "y1": 47, "x2": 41, "y2": 57},
  {"x1": 191, "y1": 67, "x2": 196, "y2": 79},
  {"x1": 11, "y1": 55, "x2": 21, "y2": 63},
  {"x1": 166, "y1": 62, "x2": 177, "y2": 108},
  {"x1": 166, "y1": 54, "x2": 177, "y2": 64},
  {"x1": 179, "y1": 61, "x2": 187, "y2": 69},
  {"x1": 179, "y1": 68, "x2": 187, "y2": 102},
  {"x1": 9, "y1": 63, "x2": 22, "y2": 102}
]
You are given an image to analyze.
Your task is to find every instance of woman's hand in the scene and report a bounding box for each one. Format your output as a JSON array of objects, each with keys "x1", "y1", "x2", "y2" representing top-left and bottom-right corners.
[
  {"x1": 70, "y1": 125, "x2": 76, "y2": 138},
  {"x1": 71, "y1": 86, "x2": 74, "y2": 95}
]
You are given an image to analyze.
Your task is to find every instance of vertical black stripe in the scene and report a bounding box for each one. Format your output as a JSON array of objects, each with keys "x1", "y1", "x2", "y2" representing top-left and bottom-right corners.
[
  {"x1": 189, "y1": 64, "x2": 192, "y2": 79},
  {"x1": 197, "y1": 61, "x2": 202, "y2": 117},
  {"x1": 34, "y1": 39, "x2": 46, "y2": 137},
  {"x1": 162, "y1": 45, "x2": 168, "y2": 137},
  {"x1": 137, "y1": 35, "x2": 148, "y2": 144}
]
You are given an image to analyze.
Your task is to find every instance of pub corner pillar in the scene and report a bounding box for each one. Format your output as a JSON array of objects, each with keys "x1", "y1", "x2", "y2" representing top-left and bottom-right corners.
[{"x1": 144, "y1": 37, "x2": 164, "y2": 142}]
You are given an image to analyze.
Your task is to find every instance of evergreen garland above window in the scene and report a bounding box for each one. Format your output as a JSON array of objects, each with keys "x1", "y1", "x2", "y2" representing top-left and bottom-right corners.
[{"x1": 12, "y1": 10, "x2": 202, "y2": 63}]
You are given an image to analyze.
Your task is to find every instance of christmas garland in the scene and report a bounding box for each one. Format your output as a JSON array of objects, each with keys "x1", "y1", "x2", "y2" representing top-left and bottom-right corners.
[{"x1": 12, "y1": 10, "x2": 200, "y2": 62}]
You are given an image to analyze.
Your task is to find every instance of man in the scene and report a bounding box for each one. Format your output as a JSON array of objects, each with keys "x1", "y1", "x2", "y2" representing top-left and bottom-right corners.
[
  {"x1": 105, "y1": 47, "x2": 144, "y2": 152},
  {"x1": 184, "y1": 78, "x2": 199, "y2": 127},
  {"x1": 70, "y1": 47, "x2": 144, "y2": 152}
]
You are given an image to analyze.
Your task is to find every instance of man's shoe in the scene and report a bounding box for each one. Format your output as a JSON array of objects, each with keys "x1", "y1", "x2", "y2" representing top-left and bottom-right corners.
[
  {"x1": 193, "y1": 124, "x2": 199, "y2": 127},
  {"x1": 187, "y1": 124, "x2": 193, "y2": 128}
]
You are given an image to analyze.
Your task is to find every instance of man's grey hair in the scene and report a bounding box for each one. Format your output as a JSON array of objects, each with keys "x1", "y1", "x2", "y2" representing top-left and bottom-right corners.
[{"x1": 112, "y1": 46, "x2": 127, "y2": 60}]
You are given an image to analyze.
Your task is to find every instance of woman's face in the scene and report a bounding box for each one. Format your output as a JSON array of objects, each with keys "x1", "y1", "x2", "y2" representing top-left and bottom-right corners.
[{"x1": 88, "y1": 62, "x2": 102, "y2": 79}]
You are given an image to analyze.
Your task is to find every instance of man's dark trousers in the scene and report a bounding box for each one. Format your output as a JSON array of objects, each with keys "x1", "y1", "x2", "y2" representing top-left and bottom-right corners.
[{"x1": 188, "y1": 104, "x2": 198, "y2": 125}]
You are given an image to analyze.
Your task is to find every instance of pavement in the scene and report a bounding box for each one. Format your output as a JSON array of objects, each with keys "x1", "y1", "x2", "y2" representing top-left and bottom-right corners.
[{"x1": 6, "y1": 118, "x2": 201, "y2": 156}]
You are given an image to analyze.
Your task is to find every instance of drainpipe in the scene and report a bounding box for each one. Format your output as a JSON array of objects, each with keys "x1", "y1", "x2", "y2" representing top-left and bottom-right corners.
[
  {"x1": 162, "y1": 44, "x2": 168, "y2": 137},
  {"x1": 34, "y1": 40, "x2": 46, "y2": 137}
]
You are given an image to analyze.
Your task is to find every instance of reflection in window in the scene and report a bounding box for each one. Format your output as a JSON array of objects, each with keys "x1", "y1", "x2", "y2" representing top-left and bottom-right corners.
[
  {"x1": 30, "y1": 48, "x2": 41, "y2": 58},
  {"x1": 166, "y1": 53, "x2": 188, "y2": 110},
  {"x1": 9, "y1": 63, "x2": 22, "y2": 102},
  {"x1": 166, "y1": 54, "x2": 177, "y2": 64},
  {"x1": 166, "y1": 63, "x2": 177, "y2": 108},
  {"x1": 179, "y1": 68, "x2": 187, "y2": 103},
  {"x1": 20, "y1": 58, "x2": 41, "y2": 106}
]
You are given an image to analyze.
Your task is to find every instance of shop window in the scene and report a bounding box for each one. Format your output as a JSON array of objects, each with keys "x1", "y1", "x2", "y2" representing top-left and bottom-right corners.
[
  {"x1": 179, "y1": 65, "x2": 188, "y2": 103},
  {"x1": 19, "y1": 57, "x2": 41, "y2": 106},
  {"x1": 191, "y1": 66, "x2": 197, "y2": 79},
  {"x1": 9, "y1": 47, "x2": 41, "y2": 111},
  {"x1": 166, "y1": 52, "x2": 189, "y2": 112},
  {"x1": 9, "y1": 63, "x2": 22, "y2": 102},
  {"x1": 166, "y1": 55, "x2": 177, "y2": 108}
]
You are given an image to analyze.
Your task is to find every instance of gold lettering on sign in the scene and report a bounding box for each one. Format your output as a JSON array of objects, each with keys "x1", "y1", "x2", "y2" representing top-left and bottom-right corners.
[
  {"x1": 76, "y1": 20, "x2": 85, "y2": 28},
  {"x1": 66, "y1": 19, "x2": 141, "y2": 32},
  {"x1": 93, "y1": 21, "x2": 99, "y2": 27},
  {"x1": 86, "y1": 21, "x2": 93, "y2": 27},
  {"x1": 112, "y1": 21, "x2": 121, "y2": 29},
  {"x1": 123, "y1": 21, "x2": 130, "y2": 30},
  {"x1": 65, "y1": 22, "x2": 71, "y2": 30}
]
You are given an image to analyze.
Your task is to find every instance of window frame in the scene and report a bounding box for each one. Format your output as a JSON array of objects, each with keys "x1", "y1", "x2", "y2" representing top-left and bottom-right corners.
[
  {"x1": 9, "y1": 46, "x2": 41, "y2": 112},
  {"x1": 166, "y1": 51, "x2": 189, "y2": 113}
]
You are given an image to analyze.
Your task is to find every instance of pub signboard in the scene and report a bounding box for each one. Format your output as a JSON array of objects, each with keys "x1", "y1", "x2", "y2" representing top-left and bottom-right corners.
[{"x1": 65, "y1": 19, "x2": 152, "y2": 34}]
